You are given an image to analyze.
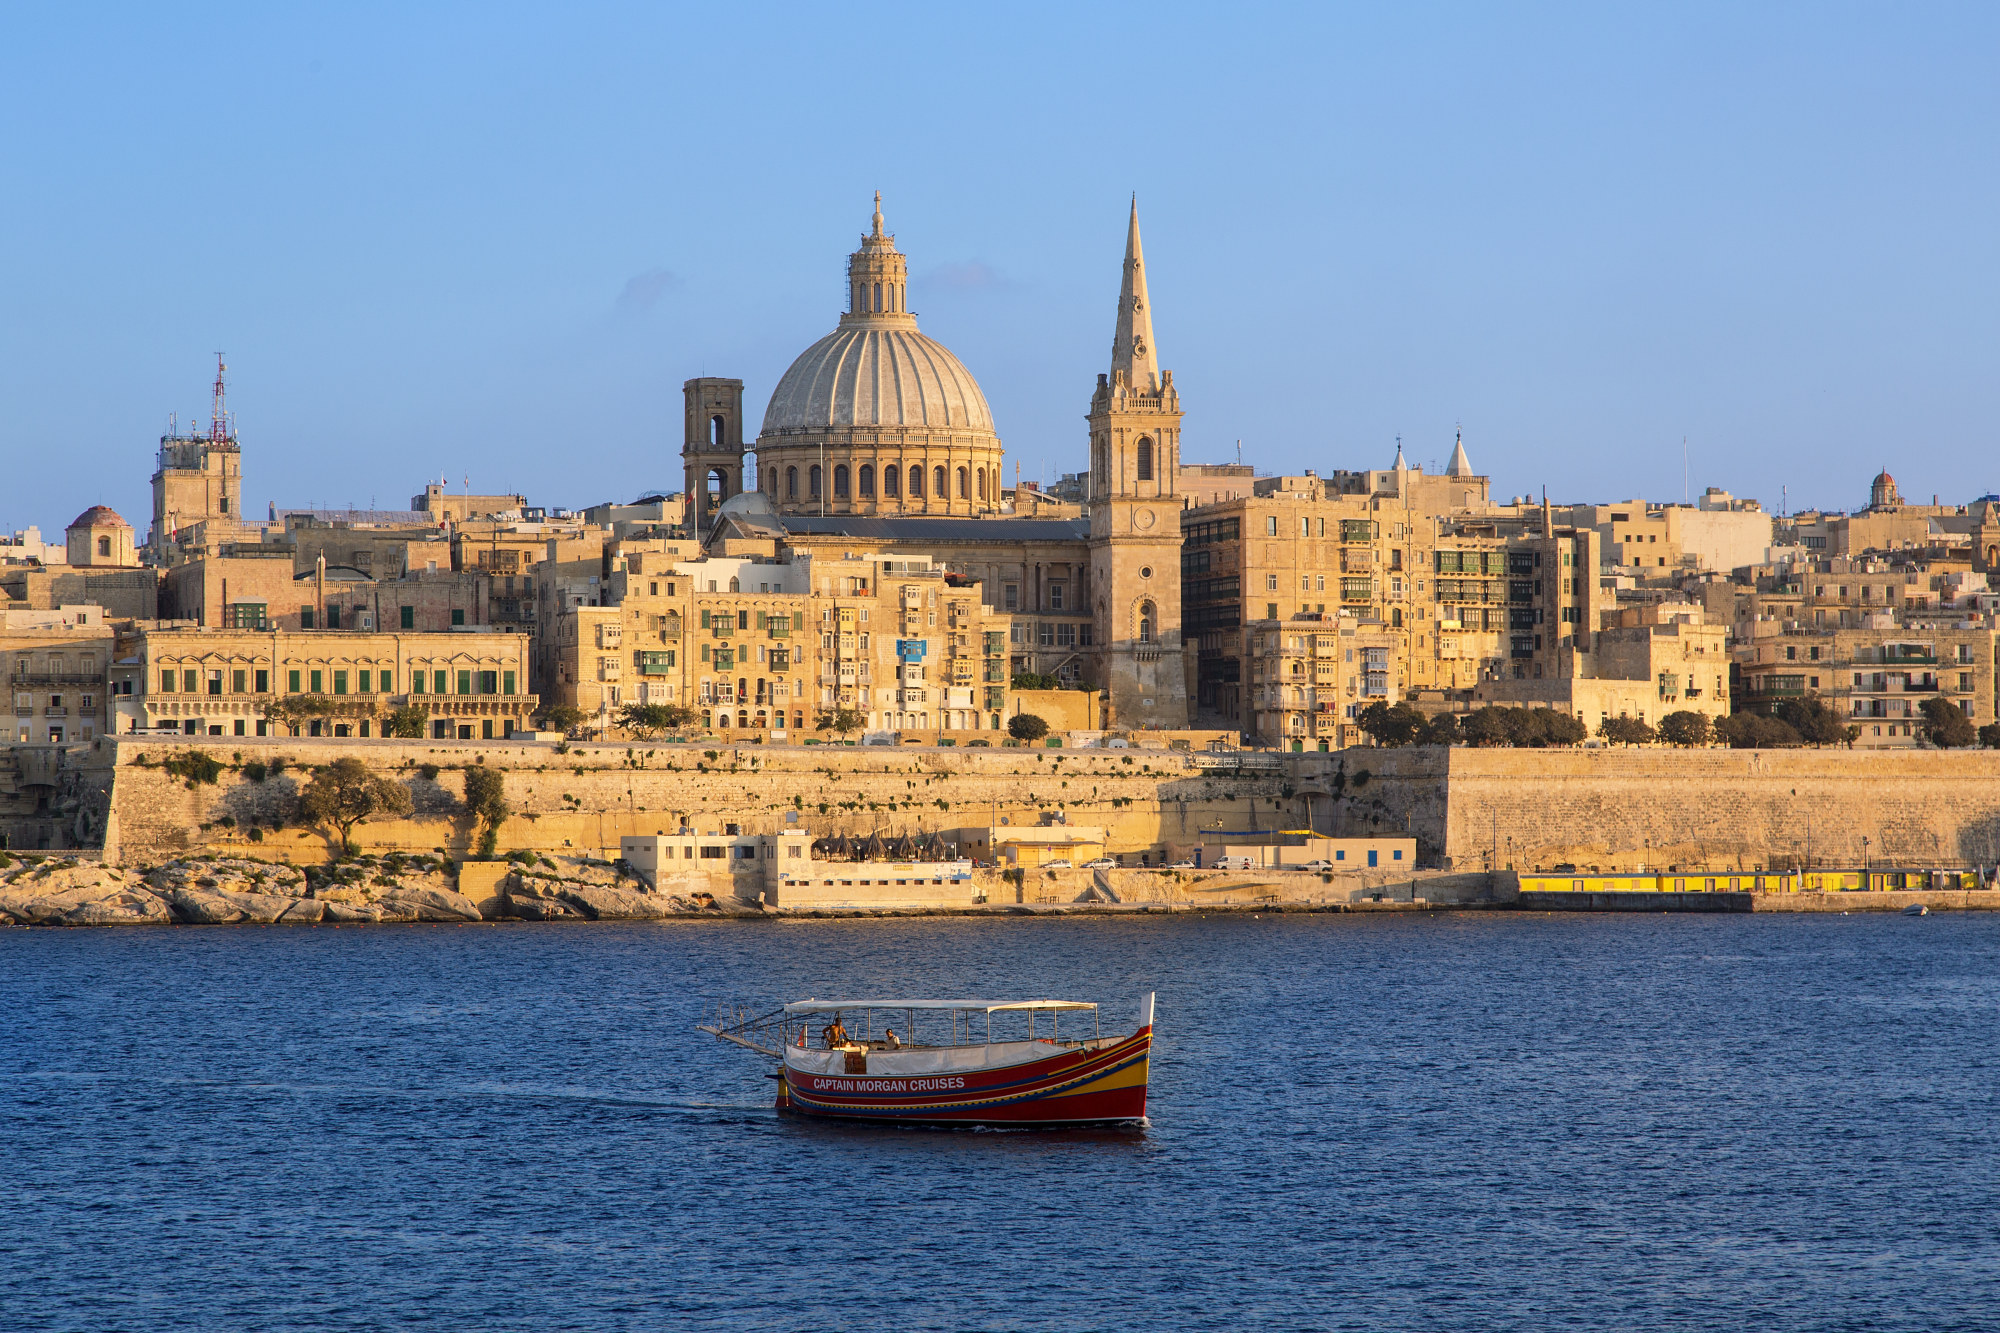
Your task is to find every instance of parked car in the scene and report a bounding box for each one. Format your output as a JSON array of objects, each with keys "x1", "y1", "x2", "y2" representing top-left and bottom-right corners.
[
  {"x1": 1043, "y1": 859, "x2": 1072, "y2": 870},
  {"x1": 1167, "y1": 859, "x2": 1197, "y2": 870},
  {"x1": 1082, "y1": 857, "x2": 1116, "y2": 870},
  {"x1": 1299, "y1": 860, "x2": 1334, "y2": 872}
]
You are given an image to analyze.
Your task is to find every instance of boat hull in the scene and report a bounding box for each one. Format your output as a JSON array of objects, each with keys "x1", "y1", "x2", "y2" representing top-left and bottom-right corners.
[{"x1": 779, "y1": 1026, "x2": 1151, "y2": 1128}]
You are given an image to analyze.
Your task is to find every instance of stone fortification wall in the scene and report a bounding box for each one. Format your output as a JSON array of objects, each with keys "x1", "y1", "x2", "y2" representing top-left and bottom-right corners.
[
  {"x1": 102, "y1": 737, "x2": 1296, "y2": 869},
  {"x1": 1293, "y1": 747, "x2": 2000, "y2": 872}
]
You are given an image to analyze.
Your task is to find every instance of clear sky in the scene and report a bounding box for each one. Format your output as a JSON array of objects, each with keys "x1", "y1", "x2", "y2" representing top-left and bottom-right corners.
[{"x1": 4, "y1": 2, "x2": 1997, "y2": 536}]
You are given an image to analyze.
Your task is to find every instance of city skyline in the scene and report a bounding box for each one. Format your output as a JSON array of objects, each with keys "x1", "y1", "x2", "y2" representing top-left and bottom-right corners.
[{"x1": 6, "y1": 5, "x2": 2000, "y2": 530}]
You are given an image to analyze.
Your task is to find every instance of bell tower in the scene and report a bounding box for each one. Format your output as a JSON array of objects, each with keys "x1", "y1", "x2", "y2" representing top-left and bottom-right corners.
[
  {"x1": 683, "y1": 377, "x2": 745, "y2": 540},
  {"x1": 1088, "y1": 198, "x2": 1189, "y2": 729}
]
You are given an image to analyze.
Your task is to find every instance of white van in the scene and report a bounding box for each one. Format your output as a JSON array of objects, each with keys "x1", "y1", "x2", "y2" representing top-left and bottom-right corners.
[{"x1": 1212, "y1": 855, "x2": 1256, "y2": 871}]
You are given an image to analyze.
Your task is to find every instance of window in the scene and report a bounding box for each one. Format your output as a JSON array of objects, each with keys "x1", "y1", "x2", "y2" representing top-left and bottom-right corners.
[
  {"x1": 381, "y1": 671, "x2": 393, "y2": 693},
  {"x1": 232, "y1": 669, "x2": 246, "y2": 693},
  {"x1": 1004, "y1": 584, "x2": 1019, "y2": 611},
  {"x1": 909, "y1": 466, "x2": 924, "y2": 498},
  {"x1": 1138, "y1": 601, "x2": 1156, "y2": 644},
  {"x1": 858, "y1": 464, "x2": 874, "y2": 497},
  {"x1": 884, "y1": 465, "x2": 899, "y2": 497},
  {"x1": 934, "y1": 466, "x2": 947, "y2": 498},
  {"x1": 309, "y1": 670, "x2": 323, "y2": 692},
  {"x1": 333, "y1": 671, "x2": 348, "y2": 695},
  {"x1": 1266, "y1": 574, "x2": 1278, "y2": 591},
  {"x1": 458, "y1": 671, "x2": 473, "y2": 695},
  {"x1": 479, "y1": 671, "x2": 497, "y2": 694},
  {"x1": 97, "y1": 535, "x2": 111, "y2": 557},
  {"x1": 451, "y1": 608, "x2": 465, "y2": 626},
  {"x1": 957, "y1": 466, "x2": 969, "y2": 499},
  {"x1": 400, "y1": 605, "x2": 415, "y2": 629},
  {"x1": 254, "y1": 670, "x2": 268, "y2": 693},
  {"x1": 300, "y1": 609, "x2": 315, "y2": 629},
  {"x1": 1266, "y1": 516, "x2": 1278, "y2": 536},
  {"x1": 326, "y1": 606, "x2": 341, "y2": 630},
  {"x1": 833, "y1": 464, "x2": 849, "y2": 498},
  {"x1": 1050, "y1": 583, "x2": 1065, "y2": 610},
  {"x1": 810, "y1": 465, "x2": 822, "y2": 499},
  {"x1": 160, "y1": 668, "x2": 175, "y2": 692},
  {"x1": 434, "y1": 669, "x2": 447, "y2": 693},
  {"x1": 786, "y1": 466, "x2": 799, "y2": 499},
  {"x1": 504, "y1": 671, "x2": 516, "y2": 695},
  {"x1": 183, "y1": 669, "x2": 197, "y2": 692},
  {"x1": 1136, "y1": 438, "x2": 1153, "y2": 481},
  {"x1": 358, "y1": 670, "x2": 372, "y2": 693}
]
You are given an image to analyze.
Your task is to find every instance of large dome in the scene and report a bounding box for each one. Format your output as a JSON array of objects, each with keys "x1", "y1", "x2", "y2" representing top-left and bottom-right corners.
[
  {"x1": 761, "y1": 323, "x2": 994, "y2": 435},
  {"x1": 749, "y1": 194, "x2": 1005, "y2": 518}
]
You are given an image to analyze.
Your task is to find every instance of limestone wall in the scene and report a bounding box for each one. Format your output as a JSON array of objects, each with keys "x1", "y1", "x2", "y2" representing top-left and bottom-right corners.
[
  {"x1": 101, "y1": 736, "x2": 1295, "y2": 869},
  {"x1": 1290, "y1": 746, "x2": 2000, "y2": 872}
]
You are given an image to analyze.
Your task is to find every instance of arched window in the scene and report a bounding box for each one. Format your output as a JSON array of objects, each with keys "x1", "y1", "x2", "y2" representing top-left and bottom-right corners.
[
  {"x1": 711, "y1": 414, "x2": 726, "y2": 446},
  {"x1": 976, "y1": 469, "x2": 987, "y2": 502},
  {"x1": 833, "y1": 464, "x2": 849, "y2": 498},
  {"x1": 786, "y1": 466, "x2": 798, "y2": 499},
  {"x1": 1136, "y1": 438, "x2": 1154, "y2": 481},
  {"x1": 809, "y1": 464, "x2": 823, "y2": 499},
  {"x1": 97, "y1": 536, "x2": 111, "y2": 557},
  {"x1": 884, "y1": 465, "x2": 900, "y2": 497},
  {"x1": 873, "y1": 282, "x2": 883, "y2": 312},
  {"x1": 1138, "y1": 600, "x2": 1156, "y2": 644},
  {"x1": 957, "y1": 467, "x2": 968, "y2": 499},
  {"x1": 909, "y1": 465, "x2": 924, "y2": 498},
  {"x1": 858, "y1": 464, "x2": 874, "y2": 497},
  {"x1": 768, "y1": 468, "x2": 778, "y2": 495},
  {"x1": 729, "y1": 577, "x2": 740, "y2": 593},
  {"x1": 933, "y1": 466, "x2": 947, "y2": 498}
]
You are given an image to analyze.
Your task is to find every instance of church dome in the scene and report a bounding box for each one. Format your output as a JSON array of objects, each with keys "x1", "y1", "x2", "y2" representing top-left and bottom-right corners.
[
  {"x1": 750, "y1": 194, "x2": 1005, "y2": 517},
  {"x1": 1870, "y1": 470, "x2": 1902, "y2": 509},
  {"x1": 68, "y1": 505, "x2": 130, "y2": 530},
  {"x1": 761, "y1": 325, "x2": 994, "y2": 435}
]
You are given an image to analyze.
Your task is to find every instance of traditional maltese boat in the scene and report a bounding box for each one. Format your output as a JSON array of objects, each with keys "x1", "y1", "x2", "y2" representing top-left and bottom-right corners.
[{"x1": 700, "y1": 994, "x2": 1155, "y2": 1128}]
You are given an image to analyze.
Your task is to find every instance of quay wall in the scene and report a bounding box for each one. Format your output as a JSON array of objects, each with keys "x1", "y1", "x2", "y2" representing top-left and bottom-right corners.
[
  {"x1": 1296, "y1": 747, "x2": 2000, "y2": 872},
  {"x1": 97, "y1": 736, "x2": 1296, "y2": 869}
]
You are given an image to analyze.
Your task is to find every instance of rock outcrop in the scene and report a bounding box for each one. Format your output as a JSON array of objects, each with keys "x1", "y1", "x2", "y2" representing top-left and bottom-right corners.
[{"x1": 0, "y1": 851, "x2": 736, "y2": 927}]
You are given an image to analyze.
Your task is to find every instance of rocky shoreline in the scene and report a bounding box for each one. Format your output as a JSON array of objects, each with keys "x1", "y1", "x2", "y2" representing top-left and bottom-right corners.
[{"x1": 0, "y1": 853, "x2": 748, "y2": 927}]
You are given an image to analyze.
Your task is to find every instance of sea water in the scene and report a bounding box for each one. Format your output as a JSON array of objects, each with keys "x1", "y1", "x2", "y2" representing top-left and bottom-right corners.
[{"x1": 3, "y1": 911, "x2": 1997, "y2": 1331}]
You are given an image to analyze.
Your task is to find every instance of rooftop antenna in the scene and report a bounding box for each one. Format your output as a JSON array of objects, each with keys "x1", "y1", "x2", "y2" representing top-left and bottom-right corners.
[
  {"x1": 208, "y1": 354, "x2": 229, "y2": 444},
  {"x1": 1235, "y1": 439, "x2": 1242, "y2": 467}
]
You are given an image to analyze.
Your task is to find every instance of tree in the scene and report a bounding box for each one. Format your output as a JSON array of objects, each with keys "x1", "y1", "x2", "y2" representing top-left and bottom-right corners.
[
  {"x1": 534, "y1": 704, "x2": 588, "y2": 736},
  {"x1": 1980, "y1": 722, "x2": 2000, "y2": 749},
  {"x1": 265, "y1": 694, "x2": 337, "y2": 733},
  {"x1": 1598, "y1": 716, "x2": 1657, "y2": 746},
  {"x1": 1657, "y1": 710, "x2": 1712, "y2": 747},
  {"x1": 298, "y1": 758, "x2": 413, "y2": 855},
  {"x1": 382, "y1": 705, "x2": 429, "y2": 739},
  {"x1": 1776, "y1": 693, "x2": 1851, "y2": 747},
  {"x1": 1920, "y1": 697, "x2": 1977, "y2": 748},
  {"x1": 1008, "y1": 712, "x2": 1050, "y2": 741},
  {"x1": 1460, "y1": 707, "x2": 1512, "y2": 747},
  {"x1": 1417, "y1": 712, "x2": 1461, "y2": 747},
  {"x1": 617, "y1": 702, "x2": 696, "y2": 739},
  {"x1": 1715, "y1": 711, "x2": 1802, "y2": 749},
  {"x1": 1011, "y1": 672, "x2": 1062, "y2": 690},
  {"x1": 462, "y1": 765, "x2": 509, "y2": 858},
  {"x1": 816, "y1": 707, "x2": 864, "y2": 736},
  {"x1": 1357, "y1": 701, "x2": 1426, "y2": 747}
]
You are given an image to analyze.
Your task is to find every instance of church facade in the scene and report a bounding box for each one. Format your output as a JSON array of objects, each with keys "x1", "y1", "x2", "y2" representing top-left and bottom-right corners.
[{"x1": 695, "y1": 196, "x2": 1189, "y2": 728}]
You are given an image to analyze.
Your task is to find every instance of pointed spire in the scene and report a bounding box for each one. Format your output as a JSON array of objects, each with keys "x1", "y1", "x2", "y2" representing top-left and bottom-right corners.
[
  {"x1": 1393, "y1": 435, "x2": 1408, "y2": 471},
  {"x1": 871, "y1": 190, "x2": 884, "y2": 238},
  {"x1": 1446, "y1": 430, "x2": 1473, "y2": 477},
  {"x1": 1110, "y1": 195, "x2": 1160, "y2": 392}
]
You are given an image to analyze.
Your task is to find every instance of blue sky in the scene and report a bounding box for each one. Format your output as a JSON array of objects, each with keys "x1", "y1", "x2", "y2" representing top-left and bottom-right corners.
[{"x1": 3, "y1": 3, "x2": 1997, "y2": 535}]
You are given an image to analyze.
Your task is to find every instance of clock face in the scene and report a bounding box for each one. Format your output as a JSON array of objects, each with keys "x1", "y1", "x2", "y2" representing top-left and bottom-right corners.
[{"x1": 1135, "y1": 508, "x2": 1156, "y2": 531}]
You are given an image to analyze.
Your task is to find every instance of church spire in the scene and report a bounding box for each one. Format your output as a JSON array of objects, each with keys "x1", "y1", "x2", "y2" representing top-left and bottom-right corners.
[
  {"x1": 871, "y1": 189, "x2": 884, "y2": 238},
  {"x1": 1446, "y1": 430, "x2": 1473, "y2": 477},
  {"x1": 1110, "y1": 195, "x2": 1160, "y2": 392}
]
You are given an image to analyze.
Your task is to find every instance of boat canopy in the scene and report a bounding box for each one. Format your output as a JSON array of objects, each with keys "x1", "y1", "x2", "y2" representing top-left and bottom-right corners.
[{"x1": 782, "y1": 998, "x2": 1097, "y2": 1015}]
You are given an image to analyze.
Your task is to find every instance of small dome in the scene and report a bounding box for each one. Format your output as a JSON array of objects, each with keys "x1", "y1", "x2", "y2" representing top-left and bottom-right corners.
[
  {"x1": 716, "y1": 490, "x2": 775, "y2": 518},
  {"x1": 1873, "y1": 470, "x2": 1896, "y2": 488},
  {"x1": 68, "y1": 505, "x2": 130, "y2": 530},
  {"x1": 761, "y1": 325, "x2": 995, "y2": 436}
]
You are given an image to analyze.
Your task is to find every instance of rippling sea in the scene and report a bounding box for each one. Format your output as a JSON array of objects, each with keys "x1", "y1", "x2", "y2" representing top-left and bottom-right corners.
[{"x1": 3, "y1": 912, "x2": 1997, "y2": 1331}]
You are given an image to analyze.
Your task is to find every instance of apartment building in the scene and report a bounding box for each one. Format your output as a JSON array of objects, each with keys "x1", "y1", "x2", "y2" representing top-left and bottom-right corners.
[
  {"x1": 2, "y1": 606, "x2": 115, "y2": 744},
  {"x1": 132, "y1": 626, "x2": 535, "y2": 739},
  {"x1": 1736, "y1": 624, "x2": 1997, "y2": 746}
]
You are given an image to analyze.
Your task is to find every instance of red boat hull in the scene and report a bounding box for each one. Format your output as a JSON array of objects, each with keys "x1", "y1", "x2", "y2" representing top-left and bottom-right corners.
[{"x1": 779, "y1": 1026, "x2": 1152, "y2": 1127}]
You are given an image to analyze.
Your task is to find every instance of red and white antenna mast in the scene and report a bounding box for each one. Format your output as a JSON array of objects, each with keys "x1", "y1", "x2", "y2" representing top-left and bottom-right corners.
[{"x1": 208, "y1": 353, "x2": 230, "y2": 444}]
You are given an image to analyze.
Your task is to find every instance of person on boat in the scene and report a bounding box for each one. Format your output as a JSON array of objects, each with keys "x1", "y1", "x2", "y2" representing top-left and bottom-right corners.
[
  {"x1": 883, "y1": 1028, "x2": 901, "y2": 1049},
  {"x1": 826, "y1": 1018, "x2": 850, "y2": 1047}
]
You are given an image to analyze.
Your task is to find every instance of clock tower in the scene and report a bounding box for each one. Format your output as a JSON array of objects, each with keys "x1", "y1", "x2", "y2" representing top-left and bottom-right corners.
[{"x1": 1088, "y1": 198, "x2": 1190, "y2": 729}]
